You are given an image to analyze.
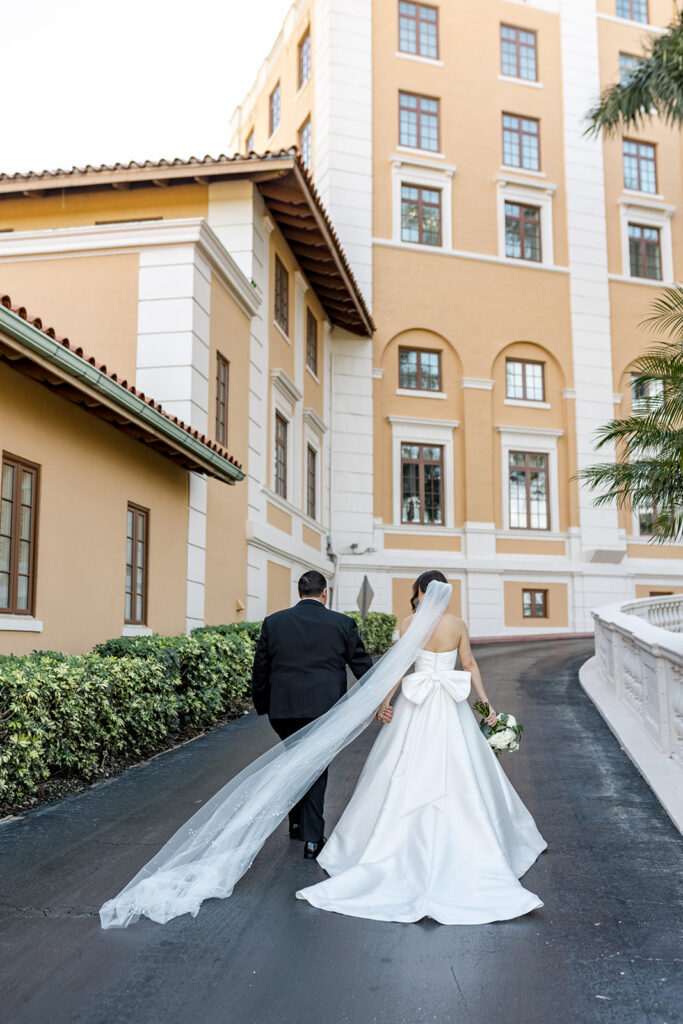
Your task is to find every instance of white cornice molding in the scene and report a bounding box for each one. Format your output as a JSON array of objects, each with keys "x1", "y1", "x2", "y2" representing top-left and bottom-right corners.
[
  {"x1": 596, "y1": 12, "x2": 667, "y2": 34},
  {"x1": 460, "y1": 377, "x2": 494, "y2": 390},
  {"x1": 303, "y1": 406, "x2": 327, "y2": 436},
  {"x1": 0, "y1": 218, "x2": 261, "y2": 318},
  {"x1": 618, "y1": 197, "x2": 675, "y2": 217},
  {"x1": 496, "y1": 173, "x2": 557, "y2": 196},
  {"x1": 271, "y1": 368, "x2": 302, "y2": 406},
  {"x1": 387, "y1": 415, "x2": 460, "y2": 429},
  {"x1": 390, "y1": 153, "x2": 457, "y2": 176},
  {"x1": 496, "y1": 424, "x2": 564, "y2": 438}
]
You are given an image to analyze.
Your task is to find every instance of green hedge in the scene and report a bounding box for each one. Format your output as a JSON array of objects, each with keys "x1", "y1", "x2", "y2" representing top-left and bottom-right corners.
[
  {"x1": 192, "y1": 621, "x2": 263, "y2": 645},
  {"x1": 344, "y1": 611, "x2": 397, "y2": 654},
  {"x1": 0, "y1": 629, "x2": 254, "y2": 813}
]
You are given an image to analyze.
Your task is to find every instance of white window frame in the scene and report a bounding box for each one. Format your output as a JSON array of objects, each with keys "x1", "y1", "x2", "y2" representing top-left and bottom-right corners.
[
  {"x1": 303, "y1": 407, "x2": 327, "y2": 524},
  {"x1": 271, "y1": 369, "x2": 302, "y2": 502},
  {"x1": 497, "y1": 425, "x2": 563, "y2": 533},
  {"x1": 388, "y1": 415, "x2": 459, "y2": 528},
  {"x1": 496, "y1": 175, "x2": 556, "y2": 268},
  {"x1": 619, "y1": 198, "x2": 675, "y2": 284},
  {"x1": 391, "y1": 156, "x2": 455, "y2": 251}
]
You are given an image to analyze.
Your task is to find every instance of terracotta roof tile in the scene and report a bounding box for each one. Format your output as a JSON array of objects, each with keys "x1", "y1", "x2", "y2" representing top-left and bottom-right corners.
[{"x1": 0, "y1": 293, "x2": 242, "y2": 471}]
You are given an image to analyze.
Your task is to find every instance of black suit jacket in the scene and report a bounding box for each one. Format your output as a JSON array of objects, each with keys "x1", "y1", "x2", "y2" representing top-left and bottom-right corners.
[{"x1": 251, "y1": 599, "x2": 373, "y2": 719}]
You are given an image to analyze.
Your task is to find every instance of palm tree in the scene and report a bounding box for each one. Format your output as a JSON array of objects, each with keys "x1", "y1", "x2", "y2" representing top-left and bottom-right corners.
[
  {"x1": 578, "y1": 287, "x2": 683, "y2": 543},
  {"x1": 586, "y1": 12, "x2": 683, "y2": 137}
]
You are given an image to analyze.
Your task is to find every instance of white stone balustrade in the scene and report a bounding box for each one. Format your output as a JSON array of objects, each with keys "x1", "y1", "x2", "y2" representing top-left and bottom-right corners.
[{"x1": 582, "y1": 596, "x2": 683, "y2": 831}]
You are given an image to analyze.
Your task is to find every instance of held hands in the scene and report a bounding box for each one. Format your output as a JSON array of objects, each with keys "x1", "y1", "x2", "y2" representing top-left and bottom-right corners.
[
  {"x1": 484, "y1": 706, "x2": 497, "y2": 727},
  {"x1": 375, "y1": 702, "x2": 393, "y2": 723}
]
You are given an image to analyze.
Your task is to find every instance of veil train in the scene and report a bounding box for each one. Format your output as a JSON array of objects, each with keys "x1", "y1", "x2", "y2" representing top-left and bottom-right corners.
[{"x1": 99, "y1": 580, "x2": 452, "y2": 929}]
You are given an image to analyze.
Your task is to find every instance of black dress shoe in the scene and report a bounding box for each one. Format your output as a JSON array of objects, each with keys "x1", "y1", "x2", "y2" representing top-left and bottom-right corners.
[
  {"x1": 303, "y1": 838, "x2": 326, "y2": 859},
  {"x1": 289, "y1": 823, "x2": 303, "y2": 840}
]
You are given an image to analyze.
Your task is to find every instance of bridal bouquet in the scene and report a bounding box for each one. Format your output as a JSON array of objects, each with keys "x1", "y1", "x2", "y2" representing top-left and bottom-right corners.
[{"x1": 472, "y1": 701, "x2": 523, "y2": 756}]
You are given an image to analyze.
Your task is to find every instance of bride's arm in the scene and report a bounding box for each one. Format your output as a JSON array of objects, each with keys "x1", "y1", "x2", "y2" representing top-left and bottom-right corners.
[
  {"x1": 459, "y1": 624, "x2": 497, "y2": 726},
  {"x1": 376, "y1": 614, "x2": 413, "y2": 722}
]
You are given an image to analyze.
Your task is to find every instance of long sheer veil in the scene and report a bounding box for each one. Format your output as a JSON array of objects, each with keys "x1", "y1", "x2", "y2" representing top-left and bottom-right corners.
[{"x1": 99, "y1": 580, "x2": 452, "y2": 928}]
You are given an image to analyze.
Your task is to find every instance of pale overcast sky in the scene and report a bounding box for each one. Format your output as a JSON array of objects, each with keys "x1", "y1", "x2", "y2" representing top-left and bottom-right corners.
[{"x1": 3, "y1": 0, "x2": 293, "y2": 175}]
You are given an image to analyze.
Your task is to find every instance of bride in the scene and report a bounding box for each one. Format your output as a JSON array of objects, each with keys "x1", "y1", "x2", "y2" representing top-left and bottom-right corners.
[
  {"x1": 296, "y1": 570, "x2": 546, "y2": 924},
  {"x1": 100, "y1": 574, "x2": 546, "y2": 929}
]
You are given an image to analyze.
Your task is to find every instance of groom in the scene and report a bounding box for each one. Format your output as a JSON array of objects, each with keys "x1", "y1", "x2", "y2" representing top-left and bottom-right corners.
[{"x1": 251, "y1": 569, "x2": 373, "y2": 858}]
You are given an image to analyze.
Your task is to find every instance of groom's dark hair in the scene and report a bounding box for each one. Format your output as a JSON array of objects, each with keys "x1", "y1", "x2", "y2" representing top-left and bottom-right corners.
[{"x1": 298, "y1": 570, "x2": 327, "y2": 598}]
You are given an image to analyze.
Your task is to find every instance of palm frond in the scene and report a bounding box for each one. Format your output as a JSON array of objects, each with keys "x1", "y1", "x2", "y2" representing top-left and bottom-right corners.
[
  {"x1": 639, "y1": 286, "x2": 683, "y2": 342},
  {"x1": 585, "y1": 15, "x2": 683, "y2": 138}
]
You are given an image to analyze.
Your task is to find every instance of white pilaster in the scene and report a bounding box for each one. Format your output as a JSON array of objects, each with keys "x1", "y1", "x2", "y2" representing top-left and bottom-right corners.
[
  {"x1": 313, "y1": 0, "x2": 373, "y2": 304},
  {"x1": 560, "y1": 0, "x2": 622, "y2": 561}
]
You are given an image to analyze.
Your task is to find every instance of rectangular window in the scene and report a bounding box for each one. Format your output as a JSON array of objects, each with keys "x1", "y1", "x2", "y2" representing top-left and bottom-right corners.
[
  {"x1": 398, "y1": 2, "x2": 438, "y2": 59},
  {"x1": 401, "y1": 184, "x2": 442, "y2": 245},
  {"x1": 299, "y1": 117, "x2": 312, "y2": 168},
  {"x1": 617, "y1": 0, "x2": 648, "y2": 22},
  {"x1": 0, "y1": 453, "x2": 39, "y2": 615},
  {"x1": 522, "y1": 588, "x2": 548, "y2": 618},
  {"x1": 246, "y1": 129, "x2": 255, "y2": 153},
  {"x1": 623, "y1": 140, "x2": 656, "y2": 193},
  {"x1": 274, "y1": 254, "x2": 289, "y2": 333},
  {"x1": 628, "y1": 223, "x2": 661, "y2": 280},
  {"x1": 509, "y1": 451, "x2": 549, "y2": 530},
  {"x1": 399, "y1": 348, "x2": 441, "y2": 391},
  {"x1": 125, "y1": 504, "x2": 148, "y2": 625},
  {"x1": 505, "y1": 202, "x2": 542, "y2": 262},
  {"x1": 307, "y1": 445, "x2": 317, "y2": 520},
  {"x1": 298, "y1": 28, "x2": 311, "y2": 88},
  {"x1": 215, "y1": 354, "x2": 229, "y2": 446},
  {"x1": 401, "y1": 443, "x2": 443, "y2": 524},
  {"x1": 502, "y1": 114, "x2": 540, "y2": 171},
  {"x1": 269, "y1": 82, "x2": 281, "y2": 137},
  {"x1": 275, "y1": 413, "x2": 288, "y2": 499},
  {"x1": 306, "y1": 308, "x2": 318, "y2": 375},
  {"x1": 506, "y1": 359, "x2": 545, "y2": 401},
  {"x1": 619, "y1": 53, "x2": 638, "y2": 86},
  {"x1": 631, "y1": 372, "x2": 663, "y2": 412},
  {"x1": 500, "y1": 25, "x2": 537, "y2": 81},
  {"x1": 399, "y1": 91, "x2": 440, "y2": 151}
]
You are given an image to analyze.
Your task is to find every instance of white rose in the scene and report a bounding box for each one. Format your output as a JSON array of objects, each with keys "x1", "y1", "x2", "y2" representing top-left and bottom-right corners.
[
  {"x1": 489, "y1": 728, "x2": 515, "y2": 750},
  {"x1": 504, "y1": 714, "x2": 517, "y2": 728}
]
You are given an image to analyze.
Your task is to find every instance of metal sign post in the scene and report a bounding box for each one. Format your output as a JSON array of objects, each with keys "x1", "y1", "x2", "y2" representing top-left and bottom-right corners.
[{"x1": 356, "y1": 575, "x2": 374, "y2": 640}]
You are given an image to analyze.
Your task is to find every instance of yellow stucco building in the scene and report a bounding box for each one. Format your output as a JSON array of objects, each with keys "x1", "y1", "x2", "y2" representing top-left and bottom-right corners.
[{"x1": 229, "y1": 0, "x2": 683, "y2": 635}]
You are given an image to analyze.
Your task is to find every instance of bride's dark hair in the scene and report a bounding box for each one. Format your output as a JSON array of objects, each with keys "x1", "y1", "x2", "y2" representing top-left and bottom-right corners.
[{"x1": 410, "y1": 570, "x2": 448, "y2": 611}]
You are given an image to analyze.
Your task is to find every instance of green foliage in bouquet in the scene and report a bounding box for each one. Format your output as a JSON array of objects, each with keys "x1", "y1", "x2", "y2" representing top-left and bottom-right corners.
[
  {"x1": 472, "y1": 700, "x2": 524, "y2": 755},
  {"x1": 343, "y1": 612, "x2": 397, "y2": 654}
]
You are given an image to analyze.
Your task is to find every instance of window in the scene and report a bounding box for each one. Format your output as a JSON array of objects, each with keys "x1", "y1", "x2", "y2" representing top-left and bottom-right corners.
[
  {"x1": 623, "y1": 140, "x2": 656, "y2": 194},
  {"x1": 299, "y1": 117, "x2": 312, "y2": 168},
  {"x1": 399, "y1": 348, "x2": 441, "y2": 391},
  {"x1": 269, "y1": 82, "x2": 281, "y2": 137},
  {"x1": 401, "y1": 443, "x2": 443, "y2": 524},
  {"x1": 309, "y1": 311, "x2": 319, "y2": 380},
  {"x1": 509, "y1": 451, "x2": 549, "y2": 529},
  {"x1": 215, "y1": 354, "x2": 229, "y2": 446},
  {"x1": 617, "y1": 0, "x2": 648, "y2": 22},
  {"x1": 246, "y1": 129, "x2": 255, "y2": 153},
  {"x1": 506, "y1": 359, "x2": 545, "y2": 402},
  {"x1": 628, "y1": 223, "x2": 661, "y2": 279},
  {"x1": 399, "y1": 92, "x2": 440, "y2": 151},
  {"x1": 298, "y1": 28, "x2": 311, "y2": 88},
  {"x1": 523, "y1": 589, "x2": 548, "y2": 618},
  {"x1": 125, "y1": 504, "x2": 148, "y2": 626},
  {"x1": 500, "y1": 25, "x2": 537, "y2": 81},
  {"x1": 305, "y1": 308, "x2": 318, "y2": 376},
  {"x1": 307, "y1": 444, "x2": 317, "y2": 519},
  {"x1": 619, "y1": 53, "x2": 638, "y2": 86},
  {"x1": 505, "y1": 202, "x2": 541, "y2": 262},
  {"x1": 0, "y1": 453, "x2": 39, "y2": 615},
  {"x1": 638, "y1": 501, "x2": 662, "y2": 536},
  {"x1": 398, "y1": 2, "x2": 438, "y2": 59},
  {"x1": 502, "y1": 114, "x2": 540, "y2": 171},
  {"x1": 401, "y1": 184, "x2": 441, "y2": 245},
  {"x1": 274, "y1": 254, "x2": 289, "y2": 333},
  {"x1": 631, "y1": 372, "x2": 663, "y2": 412},
  {"x1": 275, "y1": 413, "x2": 288, "y2": 499}
]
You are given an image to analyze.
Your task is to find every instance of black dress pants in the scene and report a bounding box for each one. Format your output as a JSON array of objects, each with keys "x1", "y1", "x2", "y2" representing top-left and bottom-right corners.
[{"x1": 269, "y1": 717, "x2": 328, "y2": 843}]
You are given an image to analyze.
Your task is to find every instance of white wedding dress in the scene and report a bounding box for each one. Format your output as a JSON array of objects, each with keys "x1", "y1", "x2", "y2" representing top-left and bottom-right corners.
[{"x1": 296, "y1": 647, "x2": 547, "y2": 925}]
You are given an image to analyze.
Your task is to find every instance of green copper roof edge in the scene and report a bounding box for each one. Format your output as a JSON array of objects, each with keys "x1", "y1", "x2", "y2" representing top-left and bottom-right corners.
[{"x1": 0, "y1": 304, "x2": 245, "y2": 484}]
